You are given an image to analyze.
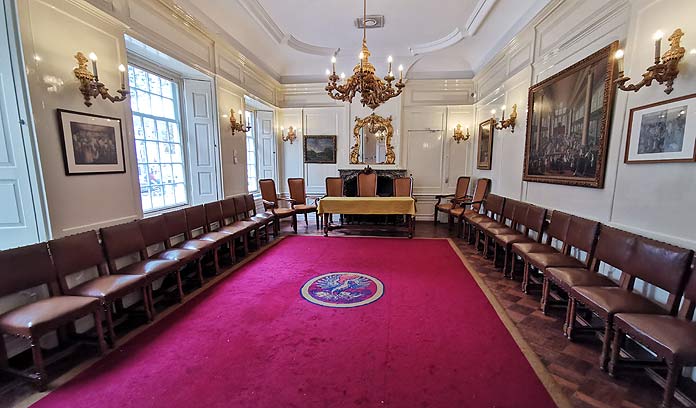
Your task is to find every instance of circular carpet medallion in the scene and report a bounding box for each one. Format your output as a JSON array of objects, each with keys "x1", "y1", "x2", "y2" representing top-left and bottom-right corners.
[{"x1": 301, "y1": 272, "x2": 384, "y2": 308}]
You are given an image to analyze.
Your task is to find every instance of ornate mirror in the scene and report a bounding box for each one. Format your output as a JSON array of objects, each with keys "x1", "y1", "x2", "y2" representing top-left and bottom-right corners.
[{"x1": 350, "y1": 113, "x2": 395, "y2": 164}]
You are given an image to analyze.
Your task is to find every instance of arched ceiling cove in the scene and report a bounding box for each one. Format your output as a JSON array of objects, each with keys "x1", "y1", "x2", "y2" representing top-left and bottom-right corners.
[{"x1": 177, "y1": 0, "x2": 551, "y2": 83}]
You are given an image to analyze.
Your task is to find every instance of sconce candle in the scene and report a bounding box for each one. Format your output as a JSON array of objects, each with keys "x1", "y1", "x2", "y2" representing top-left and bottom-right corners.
[
  {"x1": 88, "y1": 52, "x2": 98, "y2": 78},
  {"x1": 653, "y1": 30, "x2": 664, "y2": 63},
  {"x1": 614, "y1": 49, "x2": 625, "y2": 75},
  {"x1": 118, "y1": 64, "x2": 126, "y2": 88},
  {"x1": 73, "y1": 51, "x2": 129, "y2": 107}
]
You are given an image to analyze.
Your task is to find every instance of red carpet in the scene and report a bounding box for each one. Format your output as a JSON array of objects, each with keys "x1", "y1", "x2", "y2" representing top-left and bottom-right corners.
[{"x1": 32, "y1": 237, "x2": 560, "y2": 408}]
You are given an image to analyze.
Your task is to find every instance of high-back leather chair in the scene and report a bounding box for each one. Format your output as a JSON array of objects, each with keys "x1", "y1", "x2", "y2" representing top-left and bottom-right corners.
[
  {"x1": 393, "y1": 177, "x2": 413, "y2": 197},
  {"x1": 183, "y1": 206, "x2": 232, "y2": 274},
  {"x1": 434, "y1": 176, "x2": 470, "y2": 223},
  {"x1": 453, "y1": 177, "x2": 490, "y2": 239},
  {"x1": 0, "y1": 243, "x2": 106, "y2": 389},
  {"x1": 259, "y1": 179, "x2": 297, "y2": 234},
  {"x1": 50, "y1": 231, "x2": 150, "y2": 344},
  {"x1": 325, "y1": 177, "x2": 344, "y2": 197},
  {"x1": 243, "y1": 194, "x2": 274, "y2": 239},
  {"x1": 288, "y1": 178, "x2": 319, "y2": 228},
  {"x1": 357, "y1": 172, "x2": 377, "y2": 197}
]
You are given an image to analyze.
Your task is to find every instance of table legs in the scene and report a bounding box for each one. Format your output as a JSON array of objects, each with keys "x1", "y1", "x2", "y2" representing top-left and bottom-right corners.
[
  {"x1": 407, "y1": 215, "x2": 414, "y2": 239},
  {"x1": 323, "y1": 213, "x2": 330, "y2": 236}
]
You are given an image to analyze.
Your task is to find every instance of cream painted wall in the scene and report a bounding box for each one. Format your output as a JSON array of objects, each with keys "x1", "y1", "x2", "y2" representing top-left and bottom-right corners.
[{"x1": 216, "y1": 77, "x2": 248, "y2": 197}]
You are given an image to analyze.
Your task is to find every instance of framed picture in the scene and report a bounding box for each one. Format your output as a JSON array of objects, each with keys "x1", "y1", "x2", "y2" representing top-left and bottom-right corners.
[
  {"x1": 304, "y1": 135, "x2": 337, "y2": 164},
  {"x1": 477, "y1": 119, "x2": 495, "y2": 170},
  {"x1": 523, "y1": 41, "x2": 618, "y2": 188},
  {"x1": 625, "y1": 93, "x2": 696, "y2": 164},
  {"x1": 57, "y1": 110, "x2": 126, "y2": 175}
]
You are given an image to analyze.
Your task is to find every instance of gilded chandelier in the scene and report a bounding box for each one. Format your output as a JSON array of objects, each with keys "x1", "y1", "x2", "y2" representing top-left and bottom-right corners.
[{"x1": 325, "y1": 0, "x2": 405, "y2": 110}]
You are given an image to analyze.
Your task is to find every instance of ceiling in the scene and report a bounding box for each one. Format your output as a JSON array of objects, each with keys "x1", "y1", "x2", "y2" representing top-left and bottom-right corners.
[{"x1": 177, "y1": 0, "x2": 551, "y2": 83}]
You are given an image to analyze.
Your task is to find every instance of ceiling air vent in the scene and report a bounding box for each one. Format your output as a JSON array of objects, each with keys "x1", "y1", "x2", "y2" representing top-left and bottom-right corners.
[{"x1": 355, "y1": 15, "x2": 384, "y2": 29}]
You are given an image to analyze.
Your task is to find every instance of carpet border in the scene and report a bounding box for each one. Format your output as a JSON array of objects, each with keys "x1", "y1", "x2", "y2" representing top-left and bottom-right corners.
[
  {"x1": 445, "y1": 238, "x2": 572, "y2": 408},
  {"x1": 15, "y1": 236, "x2": 288, "y2": 408}
]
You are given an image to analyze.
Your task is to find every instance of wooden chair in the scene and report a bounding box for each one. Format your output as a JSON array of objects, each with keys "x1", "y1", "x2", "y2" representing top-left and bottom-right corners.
[
  {"x1": 259, "y1": 178, "x2": 297, "y2": 234},
  {"x1": 449, "y1": 178, "x2": 490, "y2": 239},
  {"x1": 0, "y1": 243, "x2": 106, "y2": 390},
  {"x1": 204, "y1": 201, "x2": 247, "y2": 261},
  {"x1": 162, "y1": 209, "x2": 220, "y2": 276},
  {"x1": 233, "y1": 195, "x2": 263, "y2": 247},
  {"x1": 323, "y1": 177, "x2": 344, "y2": 225},
  {"x1": 49, "y1": 231, "x2": 151, "y2": 345},
  {"x1": 434, "y1": 176, "x2": 470, "y2": 225},
  {"x1": 610, "y1": 260, "x2": 696, "y2": 408},
  {"x1": 288, "y1": 178, "x2": 319, "y2": 228},
  {"x1": 393, "y1": 177, "x2": 416, "y2": 231},
  {"x1": 183, "y1": 206, "x2": 234, "y2": 274},
  {"x1": 243, "y1": 194, "x2": 275, "y2": 240},
  {"x1": 467, "y1": 194, "x2": 506, "y2": 255},
  {"x1": 357, "y1": 172, "x2": 377, "y2": 197}
]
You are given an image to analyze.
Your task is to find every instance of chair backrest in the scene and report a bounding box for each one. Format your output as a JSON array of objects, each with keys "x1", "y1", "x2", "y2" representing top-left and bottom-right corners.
[
  {"x1": 470, "y1": 178, "x2": 490, "y2": 212},
  {"x1": 185, "y1": 206, "x2": 208, "y2": 232},
  {"x1": 564, "y1": 215, "x2": 600, "y2": 260},
  {"x1": 164, "y1": 209, "x2": 188, "y2": 238},
  {"x1": 393, "y1": 177, "x2": 413, "y2": 197},
  {"x1": 0, "y1": 243, "x2": 56, "y2": 298},
  {"x1": 325, "y1": 177, "x2": 344, "y2": 197},
  {"x1": 483, "y1": 194, "x2": 505, "y2": 220},
  {"x1": 100, "y1": 222, "x2": 147, "y2": 268},
  {"x1": 500, "y1": 198, "x2": 519, "y2": 225},
  {"x1": 625, "y1": 237, "x2": 693, "y2": 314},
  {"x1": 49, "y1": 231, "x2": 107, "y2": 293},
  {"x1": 288, "y1": 178, "x2": 307, "y2": 204},
  {"x1": 592, "y1": 226, "x2": 638, "y2": 273},
  {"x1": 681, "y1": 261, "x2": 696, "y2": 319},
  {"x1": 139, "y1": 215, "x2": 170, "y2": 247},
  {"x1": 520, "y1": 204, "x2": 547, "y2": 241},
  {"x1": 204, "y1": 201, "x2": 224, "y2": 229},
  {"x1": 454, "y1": 176, "x2": 470, "y2": 199},
  {"x1": 233, "y1": 195, "x2": 249, "y2": 220},
  {"x1": 244, "y1": 194, "x2": 258, "y2": 215},
  {"x1": 357, "y1": 172, "x2": 377, "y2": 197},
  {"x1": 221, "y1": 197, "x2": 238, "y2": 224},
  {"x1": 259, "y1": 179, "x2": 278, "y2": 205},
  {"x1": 545, "y1": 210, "x2": 572, "y2": 245}
]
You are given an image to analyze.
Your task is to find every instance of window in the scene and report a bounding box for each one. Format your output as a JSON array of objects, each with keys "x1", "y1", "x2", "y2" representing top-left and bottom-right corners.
[
  {"x1": 245, "y1": 110, "x2": 258, "y2": 192},
  {"x1": 128, "y1": 65, "x2": 187, "y2": 212}
]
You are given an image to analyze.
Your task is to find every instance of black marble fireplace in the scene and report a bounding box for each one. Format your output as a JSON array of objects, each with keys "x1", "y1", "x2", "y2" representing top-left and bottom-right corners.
[{"x1": 338, "y1": 167, "x2": 408, "y2": 197}]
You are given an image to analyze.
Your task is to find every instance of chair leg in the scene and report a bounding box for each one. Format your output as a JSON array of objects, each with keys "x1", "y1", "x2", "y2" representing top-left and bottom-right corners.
[
  {"x1": 608, "y1": 328, "x2": 624, "y2": 377},
  {"x1": 510, "y1": 253, "x2": 517, "y2": 280},
  {"x1": 661, "y1": 360, "x2": 682, "y2": 408},
  {"x1": 433, "y1": 208, "x2": 439, "y2": 225},
  {"x1": 522, "y1": 262, "x2": 530, "y2": 293},
  {"x1": 93, "y1": 310, "x2": 108, "y2": 355},
  {"x1": 142, "y1": 286, "x2": 153, "y2": 322},
  {"x1": 255, "y1": 229, "x2": 261, "y2": 249},
  {"x1": 148, "y1": 286, "x2": 157, "y2": 319},
  {"x1": 566, "y1": 298, "x2": 578, "y2": 340},
  {"x1": 196, "y1": 260, "x2": 204, "y2": 286},
  {"x1": 292, "y1": 215, "x2": 298, "y2": 233},
  {"x1": 175, "y1": 269, "x2": 184, "y2": 302},
  {"x1": 540, "y1": 277, "x2": 550, "y2": 314},
  {"x1": 315, "y1": 212, "x2": 320, "y2": 230},
  {"x1": 213, "y1": 248, "x2": 221, "y2": 275},
  {"x1": 600, "y1": 320, "x2": 613, "y2": 371},
  {"x1": 105, "y1": 305, "x2": 116, "y2": 347},
  {"x1": 229, "y1": 240, "x2": 237, "y2": 263},
  {"x1": 304, "y1": 212, "x2": 308, "y2": 226},
  {"x1": 30, "y1": 337, "x2": 47, "y2": 391}
]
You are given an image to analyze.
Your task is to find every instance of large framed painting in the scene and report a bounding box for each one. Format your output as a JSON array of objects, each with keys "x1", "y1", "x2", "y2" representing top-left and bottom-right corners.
[
  {"x1": 477, "y1": 119, "x2": 495, "y2": 170},
  {"x1": 625, "y1": 93, "x2": 696, "y2": 164},
  {"x1": 57, "y1": 110, "x2": 126, "y2": 175},
  {"x1": 523, "y1": 41, "x2": 619, "y2": 188},
  {"x1": 304, "y1": 135, "x2": 337, "y2": 164}
]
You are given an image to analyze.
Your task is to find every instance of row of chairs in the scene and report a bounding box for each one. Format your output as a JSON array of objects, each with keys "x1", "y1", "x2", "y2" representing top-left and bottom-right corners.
[
  {"x1": 458, "y1": 192, "x2": 695, "y2": 408},
  {"x1": 0, "y1": 193, "x2": 276, "y2": 390}
]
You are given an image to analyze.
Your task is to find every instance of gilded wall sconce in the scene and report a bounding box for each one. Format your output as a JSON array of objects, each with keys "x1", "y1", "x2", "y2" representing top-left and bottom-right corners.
[
  {"x1": 452, "y1": 124, "x2": 470, "y2": 143},
  {"x1": 492, "y1": 104, "x2": 517, "y2": 133},
  {"x1": 281, "y1": 126, "x2": 298, "y2": 144},
  {"x1": 73, "y1": 52, "x2": 129, "y2": 107},
  {"x1": 614, "y1": 28, "x2": 685, "y2": 94},
  {"x1": 230, "y1": 109, "x2": 251, "y2": 135}
]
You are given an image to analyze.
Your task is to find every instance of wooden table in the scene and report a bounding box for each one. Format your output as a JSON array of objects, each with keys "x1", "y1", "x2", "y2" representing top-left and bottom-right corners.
[{"x1": 317, "y1": 197, "x2": 417, "y2": 238}]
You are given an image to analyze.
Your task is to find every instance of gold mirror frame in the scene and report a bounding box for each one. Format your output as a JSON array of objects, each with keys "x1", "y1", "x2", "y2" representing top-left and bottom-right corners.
[{"x1": 350, "y1": 113, "x2": 395, "y2": 164}]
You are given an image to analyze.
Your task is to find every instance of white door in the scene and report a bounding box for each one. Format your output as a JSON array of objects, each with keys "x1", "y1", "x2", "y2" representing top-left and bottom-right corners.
[
  {"x1": 255, "y1": 110, "x2": 276, "y2": 182},
  {"x1": 183, "y1": 78, "x2": 220, "y2": 205},
  {"x1": 0, "y1": 2, "x2": 41, "y2": 249}
]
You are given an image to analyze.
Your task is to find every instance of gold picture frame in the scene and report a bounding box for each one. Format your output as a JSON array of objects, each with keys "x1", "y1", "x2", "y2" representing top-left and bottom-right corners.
[
  {"x1": 350, "y1": 113, "x2": 395, "y2": 165},
  {"x1": 477, "y1": 119, "x2": 495, "y2": 170}
]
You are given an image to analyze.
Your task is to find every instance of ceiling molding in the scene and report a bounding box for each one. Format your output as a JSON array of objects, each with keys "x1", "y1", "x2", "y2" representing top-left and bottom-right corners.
[
  {"x1": 237, "y1": 0, "x2": 285, "y2": 43},
  {"x1": 409, "y1": 28, "x2": 465, "y2": 56},
  {"x1": 286, "y1": 36, "x2": 337, "y2": 56},
  {"x1": 465, "y1": 0, "x2": 498, "y2": 36},
  {"x1": 407, "y1": 70, "x2": 475, "y2": 80}
]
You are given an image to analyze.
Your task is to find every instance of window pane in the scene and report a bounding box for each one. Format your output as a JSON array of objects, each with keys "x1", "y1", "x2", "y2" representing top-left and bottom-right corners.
[{"x1": 129, "y1": 66, "x2": 187, "y2": 212}]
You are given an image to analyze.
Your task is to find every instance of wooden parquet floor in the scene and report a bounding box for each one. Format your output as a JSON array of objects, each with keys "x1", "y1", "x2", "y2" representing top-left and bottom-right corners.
[{"x1": 1, "y1": 218, "x2": 692, "y2": 408}]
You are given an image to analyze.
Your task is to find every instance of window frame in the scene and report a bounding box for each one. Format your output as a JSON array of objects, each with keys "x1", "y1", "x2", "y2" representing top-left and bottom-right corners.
[
  {"x1": 127, "y1": 59, "x2": 190, "y2": 214},
  {"x1": 245, "y1": 110, "x2": 259, "y2": 194}
]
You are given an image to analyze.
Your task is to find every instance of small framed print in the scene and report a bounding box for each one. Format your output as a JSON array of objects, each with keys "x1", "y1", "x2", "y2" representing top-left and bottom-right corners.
[
  {"x1": 477, "y1": 119, "x2": 495, "y2": 170},
  {"x1": 57, "y1": 110, "x2": 126, "y2": 175},
  {"x1": 625, "y1": 93, "x2": 696, "y2": 164},
  {"x1": 304, "y1": 135, "x2": 337, "y2": 164}
]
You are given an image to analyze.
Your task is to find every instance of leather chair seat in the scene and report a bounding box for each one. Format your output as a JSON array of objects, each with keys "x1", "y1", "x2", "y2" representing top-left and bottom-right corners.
[
  {"x1": 251, "y1": 214, "x2": 273, "y2": 225},
  {"x1": 614, "y1": 314, "x2": 696, "y2": 361},
  {"x1": 196, "y1": 231, "x2": 230, "y2": 243},
  {"x1": 511, "y1": 242, "x2": 557, "y2": 257},
  {"x1": 294, "y1": 204, "x2": 317, "y2": 212},
  {"x1": 483, "y1": 225, "x2": 516, "y2": 236},
  {"x1": 237, "y1": 219, "x2": 260, "y2": 230},
  {"x1": 571, "y1": 286, "x2": 667, "y2": 320},
  {"x1": 527, "y1": 252, "x2": 584, "y2": 271},
  {"x1": 69, "y1": 275, "x2": 147, "y2": 303},
  {"x1": 545, "y1": 267, "x2": 616, "y2": 292},
  {"x1": 0, "y1": 296, "x2": 100, "y2": 335},
  {"x1": 495, "y1": 234, "x2": 533, "y2": 246},
  {"x1": 117, "y1": 259, "x2": 178, "y2": 281},
  {"x1": 436, "y1": 203, "x2": 455, "y2": 212},
  {"x1": 155, "y1": 247, "x2": 199, "y2": 263},
  {"x1": 274, "y1": 208, "x2": 296, "y2": 217},
  {"x1": 472, "y1": 219, "x2": 500, "y2": 229},
  {"x1": 218, "y1": 223, "x2": 247, "y2": 236},
  {"x1": 177, "y1": 239, "x2": 216, "y2": 251}
]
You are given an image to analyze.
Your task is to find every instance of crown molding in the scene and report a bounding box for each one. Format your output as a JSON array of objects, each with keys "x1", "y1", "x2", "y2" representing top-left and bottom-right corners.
[
  {"x1": 237, "y1": 0, "x2": 285, "y2": 43},
  {"x1": 465, "y1": 0, "x2": 498, "y2": 36},
  {"x1": 409, "y1": 28, "x2": 465, "y2": 56},
  {"x1": 287, "y1": 36, "x2": 337, "y2": 56}
]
